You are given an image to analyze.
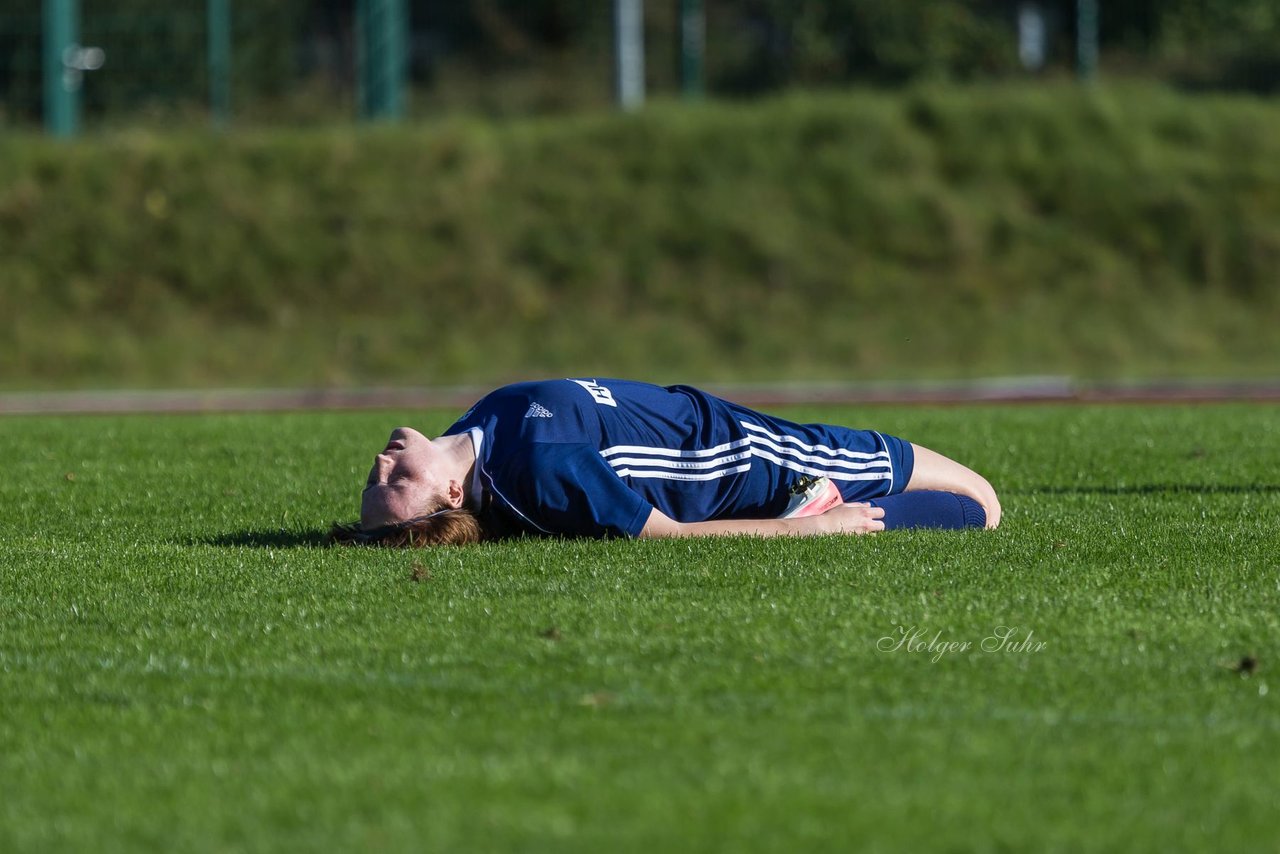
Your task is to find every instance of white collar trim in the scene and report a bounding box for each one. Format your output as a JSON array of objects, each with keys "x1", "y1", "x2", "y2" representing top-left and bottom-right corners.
[{"x1": 466, "y1": 427, "x2": 485, "y2": 510}]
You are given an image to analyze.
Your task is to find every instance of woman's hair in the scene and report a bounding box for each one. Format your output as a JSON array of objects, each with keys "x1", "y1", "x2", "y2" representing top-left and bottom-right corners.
[{"x1": 328, "y1": 508, "x2": 484, "y2": 547}]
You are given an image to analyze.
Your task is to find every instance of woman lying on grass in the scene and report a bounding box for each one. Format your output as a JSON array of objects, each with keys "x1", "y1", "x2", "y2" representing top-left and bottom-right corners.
[{"x1": 332, "y1": 377, "x2": 1000, "y2": 547}]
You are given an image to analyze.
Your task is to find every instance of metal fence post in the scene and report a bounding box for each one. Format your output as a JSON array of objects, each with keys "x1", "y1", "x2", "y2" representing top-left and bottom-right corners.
[
  {"x1": 614, "y1": 0, "x2": 645, "y2": 110},
  {"x1": 42, "y1": 0, "x2": 79, "y2": 137},
  {"x1": 677, "y1": 0, "x2": 704, "y2": 98},
  {"x1": 1077, "y1": 0, "x2": 1099, "y2": 81},
  {"x1": 208, "y1": 0, "x2": 232, "y2": 127},
  {"x1": 357, "y1": 0, "x2": 407, "y2": 121}
]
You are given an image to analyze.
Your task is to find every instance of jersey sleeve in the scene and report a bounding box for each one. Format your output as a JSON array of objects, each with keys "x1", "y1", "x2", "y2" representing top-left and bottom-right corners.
[{"x1": 500, "y1": 442, "x2": 654, "y2": 539}]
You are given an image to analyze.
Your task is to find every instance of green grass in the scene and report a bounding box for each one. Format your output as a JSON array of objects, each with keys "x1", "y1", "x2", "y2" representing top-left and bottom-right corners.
[{"x1": 2, "y1": 403, "x2": 1278, "y2": 851}]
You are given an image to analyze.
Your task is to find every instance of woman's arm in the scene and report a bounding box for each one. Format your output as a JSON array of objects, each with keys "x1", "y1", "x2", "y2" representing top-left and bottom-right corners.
[
  {"x1": 638, "y1": 440, "x2": 1001, "y2": 538},
  {"x1": 638, "y1": 503, "x2": 886, "y2": 539}
]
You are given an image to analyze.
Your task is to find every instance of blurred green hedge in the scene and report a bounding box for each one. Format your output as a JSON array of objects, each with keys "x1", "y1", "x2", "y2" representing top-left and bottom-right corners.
[{"x1": 2, "y1": 84, "x2": 1279, "y2": 389}]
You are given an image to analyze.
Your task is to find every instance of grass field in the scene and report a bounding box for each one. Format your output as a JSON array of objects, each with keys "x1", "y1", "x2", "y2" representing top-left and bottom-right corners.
[{"x1": 2, "y1": 402, "x2": 1278, "y2": 851}]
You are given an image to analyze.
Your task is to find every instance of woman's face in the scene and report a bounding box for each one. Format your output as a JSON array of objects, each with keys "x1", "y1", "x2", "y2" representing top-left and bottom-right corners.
[{"x1": 360, "y1": 427, "x2": 451, "y2": 528}]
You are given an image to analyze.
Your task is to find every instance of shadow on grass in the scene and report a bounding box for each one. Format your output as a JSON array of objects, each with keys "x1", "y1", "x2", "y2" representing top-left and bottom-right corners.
[
  {"x1": 1023, "y1": 483, "x2": 1280, "y2": 496},
  {"x1": 200, "y1": 530, "x2": 331, "y2": 549}
]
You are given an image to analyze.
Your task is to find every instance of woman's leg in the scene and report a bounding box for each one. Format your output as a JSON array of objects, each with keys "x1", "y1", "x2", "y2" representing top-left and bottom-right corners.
[
  {"x1": 903, "y1": 443, "x2": 1002, "y2": 529},
  {"x1": 865, "y1": 491, "x2": 987, "y2": 530}
]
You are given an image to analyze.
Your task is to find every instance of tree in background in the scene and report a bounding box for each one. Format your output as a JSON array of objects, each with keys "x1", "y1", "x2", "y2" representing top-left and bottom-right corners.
[
  {"x1": 1153, "y1": 0, "x2": 1280, "y2": 92},
  {"x1": 2, "y1": 0, "x2": 1279, "y2": 128}
]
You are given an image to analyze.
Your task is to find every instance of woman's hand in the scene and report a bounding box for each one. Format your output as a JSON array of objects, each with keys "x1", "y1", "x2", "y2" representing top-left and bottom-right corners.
[{"x1": 808, "y1": 502, "x2": 886, "y2": 535}]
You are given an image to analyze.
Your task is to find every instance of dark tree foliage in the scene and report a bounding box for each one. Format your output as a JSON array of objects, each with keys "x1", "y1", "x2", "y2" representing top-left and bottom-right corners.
[
  {"x1": 2, "y1": 0, "x2": 1278, "y2": 125},
  {"x1": 699, "y1": 0, "x2": 1280, "y2": 91}
]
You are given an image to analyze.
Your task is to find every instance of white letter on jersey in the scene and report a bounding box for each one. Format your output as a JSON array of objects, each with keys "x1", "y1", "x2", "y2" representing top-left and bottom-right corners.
[{"x1": 570, "y1": 379, "x2": 618, "y2": 407}]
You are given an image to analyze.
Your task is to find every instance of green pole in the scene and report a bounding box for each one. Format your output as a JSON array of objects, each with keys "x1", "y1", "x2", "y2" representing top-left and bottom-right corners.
[
  {"x1": 1077, "y1": 0, "x2": 1099, "y2": 81},
  {"x1": 357, "y1": 0, "x2": 407, "y2": 120},
  {"x1": 208, "y1": 0, "x2": 231, "y2": 127},
  {"x1": 356, "y1": 0, "x2": 369, "y2": 116},
  {"x1": 42, "y1": 0, "x2": 79, "y2": 137},
  {"x1": 677, "y1": 0, "x2": 704, "y2": 98}
]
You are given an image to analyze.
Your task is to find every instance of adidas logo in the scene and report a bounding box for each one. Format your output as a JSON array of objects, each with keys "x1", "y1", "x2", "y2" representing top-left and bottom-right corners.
[{"x1": 524, "y1": 402, "x2": 554, "y2": 418}]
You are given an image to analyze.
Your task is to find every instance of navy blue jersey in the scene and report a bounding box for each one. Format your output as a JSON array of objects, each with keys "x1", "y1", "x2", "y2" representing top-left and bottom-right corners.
[{"x1": 442, "y1": 379, "x2": 914, "y2": 539}]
